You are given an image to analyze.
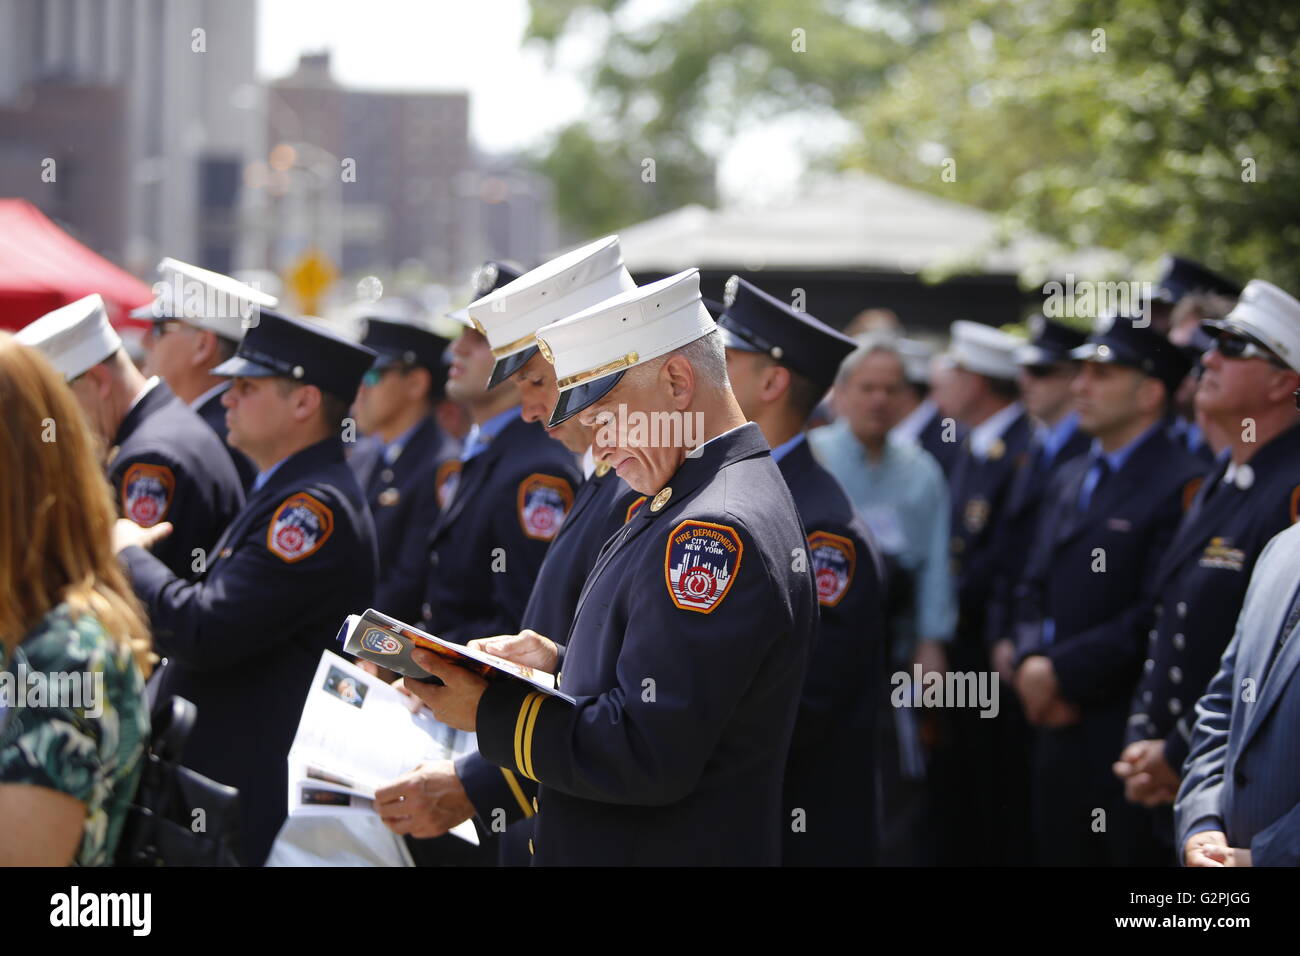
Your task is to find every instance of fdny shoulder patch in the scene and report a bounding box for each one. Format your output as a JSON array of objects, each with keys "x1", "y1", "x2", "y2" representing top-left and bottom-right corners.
[
  {"x1": 664, "y1": 519, "x2": 744, "y2": 614},
  {"x1": 436, "y1": 460, "x2": 462, "y2": 510},
  {"x1": 121, "y1": 462, "x2": 175, "y2": 527},
  {"x1": 807, "y1": 530, "x2": 857, "y2": 608},
  {"x1": 517, "y1": 473, "x2": 574, "y2": 541},
  {"x1": 267, "y1": 493, "x2": 335, "y2": 563},
  {"x1": 625, "y1": 495, "x2": 648, "y2": 524}
]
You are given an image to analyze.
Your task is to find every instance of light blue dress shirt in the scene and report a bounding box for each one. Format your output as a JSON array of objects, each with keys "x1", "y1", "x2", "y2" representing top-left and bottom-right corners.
[
  {"x1": 460, "y1": 406, "x2": 518, "y2": 463},
  {"x1": 808, "y1": 419, "x2": 957, "y2": 648}
]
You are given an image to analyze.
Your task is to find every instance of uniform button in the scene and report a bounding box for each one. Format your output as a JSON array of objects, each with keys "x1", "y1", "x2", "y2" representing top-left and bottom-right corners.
[
  {"x1": 430, "y1": 551, "x2": 439, "y2": 567},
  {"x1": 1177, "y1": 602, "x2": 1187, "y2": 618},
  {"x1": 1154, "y1": 604, "x2": 1163, "y2": 618},
  {"x1": 381, "y1": 468, "x2": 394, "y2": 483},
  {"x1": 528, "y1": 838, "x2": 535, "y2": 856},
  {"x1": 421, "y1": 602, "x2": 432, "y2": 620},
  {"x1": 1173, "y1": 633, "x2": 1186, "y2": 652},
  {"x1": 1148, "y1": 629, "x2": 1158, "y2": 645},
  {"x1": 1144, "y1": 658, "x2": 1154, "y2": 672},
  {"x1": 1169, "y1": 666, "x2": 1183, "y2": 685},
  {"x1": 531, "y1": 796, "x2": 539, "y2": 812},
  {"x1": 1168, "y1": 698, "x2": 1182, "y2": 716},
  {"x1": 1143, "y1": 690, "x2": 1153, "y2": 704}
]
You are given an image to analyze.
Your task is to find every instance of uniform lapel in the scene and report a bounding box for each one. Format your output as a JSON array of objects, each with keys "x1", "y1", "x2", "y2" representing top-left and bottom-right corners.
[
  {"x1": 553, "y1": 469, "x2": 605, "y2": 546},
  {"x1": 1241, "y1": 595, "x2": 1300, "y2": 753},
  {"x1": 1150, "y1": 457, "x2": 1230, "y2": 591},
  {"x1": 428, "y1": 416, "x2": 514, "y2": 541}
]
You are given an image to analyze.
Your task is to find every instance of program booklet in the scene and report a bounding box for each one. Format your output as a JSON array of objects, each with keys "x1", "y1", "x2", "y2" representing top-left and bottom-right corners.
[
  {"x1": 283, "y1": 650, "x2": 479, "y2": 847},
  {"x1": 338, "y1": 607, "x2": 576, "y2": 704}
]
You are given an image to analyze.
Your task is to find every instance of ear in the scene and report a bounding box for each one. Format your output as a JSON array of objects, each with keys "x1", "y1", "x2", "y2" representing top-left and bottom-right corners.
[
  {"x1": 192, "y1": 330, "x2": 218, "y2": 368},
  {"x1": 760, "y1": 363, "x2": 791, "y2": 405},
  {"x1": 1138, "y1": 375, "x2": 1167, "y2": 416},
  {"x1": 662, "y1": 355, "x2": 696, "y2": 410},
  {"x1": 89, "y1": 362, "x2": 114, "y2": 401},
  {"x1": 405, "y1": 365, "x2": 433, "y2": 402},
  {"x1": 1265, "y1": 367, "x2": 1300, "y2": 406},
  {"x1": 293, "y1": 384, "x2": 323, "y2": 423}
]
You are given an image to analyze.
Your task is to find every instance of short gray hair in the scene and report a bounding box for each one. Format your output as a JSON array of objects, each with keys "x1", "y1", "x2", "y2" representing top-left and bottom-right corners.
[
  {"x1": 624, "y1": 329, "x2": 730, "y2": 393},
  {"x1": 834, "y1": 333, "x2": 904, "y2": 389}
]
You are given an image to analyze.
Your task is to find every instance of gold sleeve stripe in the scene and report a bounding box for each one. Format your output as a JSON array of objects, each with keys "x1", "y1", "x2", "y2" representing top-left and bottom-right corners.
[
  {"x1": 499, "y1": 768, "x2": 534, "y2": 818},
  {"x1": 521, "y1": 693, "x2": 548, "y2": 782},
  {"x1": 514, "y1": 692, "x2": 545, "y2": 781}
]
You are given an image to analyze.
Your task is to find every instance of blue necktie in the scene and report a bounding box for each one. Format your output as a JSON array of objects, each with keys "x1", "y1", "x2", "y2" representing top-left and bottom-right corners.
[{"x1": 1078, "y1": 456, "x2": 1111, "y2": 512}]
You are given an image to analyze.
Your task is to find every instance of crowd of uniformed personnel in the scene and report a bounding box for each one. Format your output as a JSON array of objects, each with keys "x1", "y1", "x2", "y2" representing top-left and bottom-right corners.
[{"x1": 10, "y1": 242, "x2": 1300, "y2": 867}]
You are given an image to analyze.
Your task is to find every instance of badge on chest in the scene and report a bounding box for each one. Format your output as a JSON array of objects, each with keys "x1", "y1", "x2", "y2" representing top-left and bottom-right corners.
[
  {"x1": 1199, "y1": 536, "x2": 1245, "y2": 571},
  {"x1": 963, "y1": 496, "x2": 990, "y2": 534}
]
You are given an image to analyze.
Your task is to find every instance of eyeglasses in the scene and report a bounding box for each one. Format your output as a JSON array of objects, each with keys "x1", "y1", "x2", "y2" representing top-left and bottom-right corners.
[
  {"x1": 1021, "y1": 363, "x2": 1071, "y2": 379},
  {"x1": 149, "y1": 319, "x2": 188, "y2": 342},
  {"x1": 361, "y1": 365, "x2": 409, "y2": 387},
  {"x1": 1210, "y1": 332, "x2": 1289, "y2": 369}
]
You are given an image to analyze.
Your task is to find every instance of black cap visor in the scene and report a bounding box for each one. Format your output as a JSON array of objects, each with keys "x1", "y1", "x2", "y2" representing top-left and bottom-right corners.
[
  {"x1": 487, "y1": 345, "x2": 540, "y2": 391},
  {"x1": 547, "y1": 369, "x2": 626, "y2": 428},
  {"x1": 211, "y1": 354, "x2": 280, "y2": 379}
]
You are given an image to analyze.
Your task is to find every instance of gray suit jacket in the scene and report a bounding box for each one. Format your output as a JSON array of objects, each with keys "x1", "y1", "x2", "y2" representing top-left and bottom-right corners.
[{"x1": 1175, "y1": 521, "x2": 1300, "y2": 865}]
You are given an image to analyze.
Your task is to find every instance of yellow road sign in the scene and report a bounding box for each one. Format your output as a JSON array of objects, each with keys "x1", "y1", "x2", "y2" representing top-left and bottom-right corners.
[{"x1": 286, "y1": 249, "x2": 337, "y2": 314}]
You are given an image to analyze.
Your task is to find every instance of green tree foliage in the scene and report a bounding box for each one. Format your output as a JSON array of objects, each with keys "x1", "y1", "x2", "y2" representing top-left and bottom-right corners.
[{"x1": 529, "y1": 0, "x2": 1300, "y2": 291}]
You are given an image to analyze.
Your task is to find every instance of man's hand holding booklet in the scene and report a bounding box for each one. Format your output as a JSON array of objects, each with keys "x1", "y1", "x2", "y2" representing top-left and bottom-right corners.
[{"x1": 338, "y1": 608, "x2": 574, "y2": 704}]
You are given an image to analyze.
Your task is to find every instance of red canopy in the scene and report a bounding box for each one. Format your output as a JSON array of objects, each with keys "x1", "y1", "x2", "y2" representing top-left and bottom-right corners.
[{"x1": 0, "y1": 199, "x2": 153, "y2": 332}]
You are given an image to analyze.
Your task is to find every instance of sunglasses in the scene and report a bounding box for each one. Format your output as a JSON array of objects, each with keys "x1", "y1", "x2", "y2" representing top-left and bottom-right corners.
[
  {"x1": 1022, "y1": 363, "x2": 1070, "y2": 378},
  {"x1": 1210, "y1": 332, "x2": 1289, "y2": 369},
  {"x1": 149, "y1": 319, "x2": 188, "y2": 341},
  {"x1": 361, "y1": 365, "x2": 410, "y2": 387}
]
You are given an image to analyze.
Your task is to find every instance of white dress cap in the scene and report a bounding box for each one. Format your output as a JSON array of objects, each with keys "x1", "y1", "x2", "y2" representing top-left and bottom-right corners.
[
  {"x1": 16, "y1": 294, "x2": 121, "y2": 381},
  {"x1": 469, "y1": 236, "x2": 637, "y2": 388},
  {"x1": 1214, "y1": 279, "x2": 1300, "y2": 374},
  {"x1": 896, "y1": 337, "x2": 936, "y2": 385},
  {"x1": 133, "y1": 257, "x2": 279, "y2": 342},
  {"x1": 535, "y1": 268, "x2": 715, "y2": 425},
  {"x1": 946, "y1": 319, "x2": 1024, "y2": 381}
]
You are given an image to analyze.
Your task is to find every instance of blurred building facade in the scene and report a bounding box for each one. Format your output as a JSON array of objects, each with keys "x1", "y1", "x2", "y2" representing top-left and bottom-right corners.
[
  {"x1": 0, "y1": 0, "x2": 267, "y2": 275},
  {"x1": 268, "y1": 51, "x2": 555, "y2": 282}
]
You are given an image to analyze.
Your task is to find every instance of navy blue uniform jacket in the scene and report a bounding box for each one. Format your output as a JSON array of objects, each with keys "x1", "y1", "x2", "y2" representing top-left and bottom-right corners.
[
  {"x1": 475, "y1": 423, "x2": 817, "y2": 865},
  {"x1": 778, "y1": 437, "x2": 886, "y2": 866},
  {"x1": 122, "y1": 437, "x2": 378, "y2": 865},
  {"x1": 457, "y1": 463, "x2": 642, "y2": 833},
  {"x1": 110, "y1": 380, "x2": 244, "y2": 579},
  {"x1": 1129, "y1": 425, "x2": 1300, "y2": 769},
  {"x1": 948, "y1": 412, "x2": 1034, "y2": 652},
  {"x1": 420, "y1": 415, "x2": 580, "y2": 644},
  {"x1": 349, "y1": 416, "x2": 459, "y2": 623},
  {"x1": 1015, "y1": 426, "x2": 1204, "y2": 863}
]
